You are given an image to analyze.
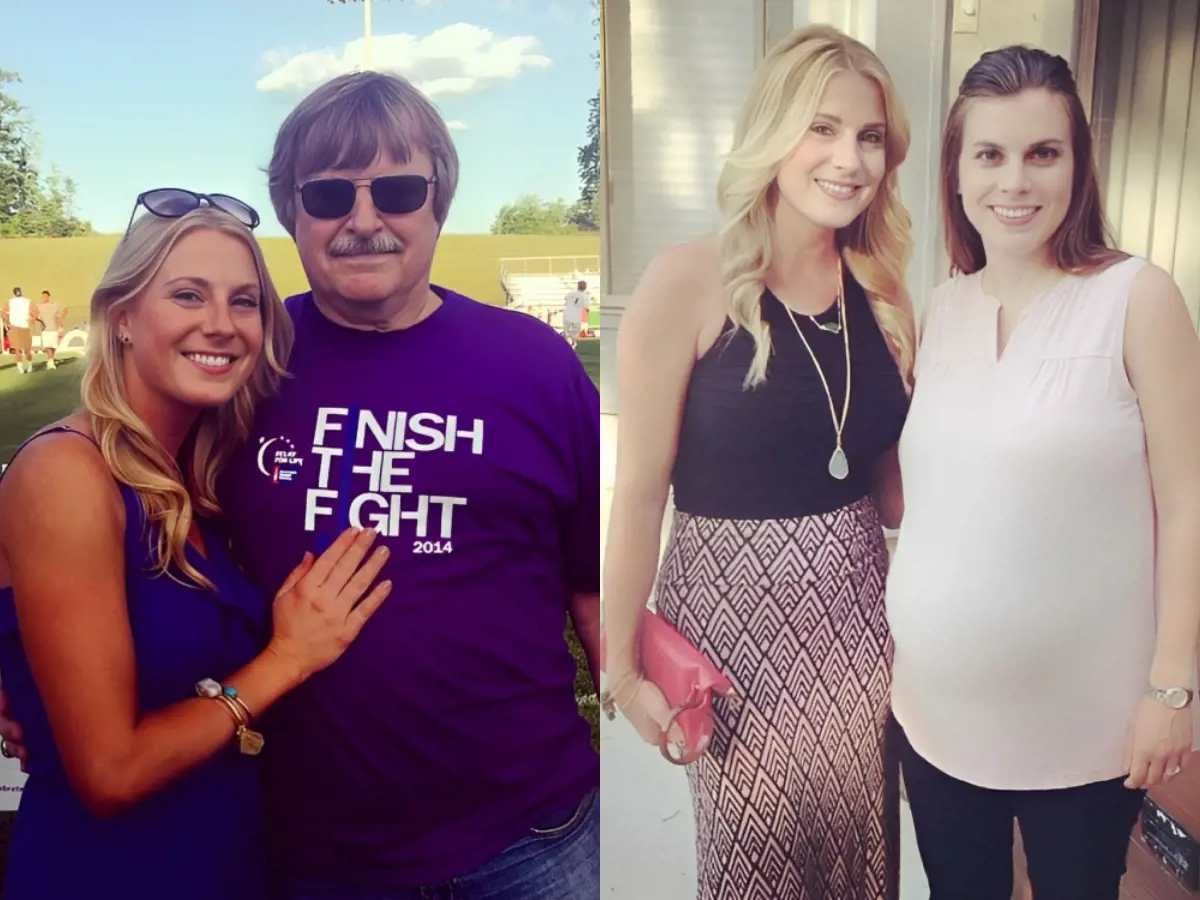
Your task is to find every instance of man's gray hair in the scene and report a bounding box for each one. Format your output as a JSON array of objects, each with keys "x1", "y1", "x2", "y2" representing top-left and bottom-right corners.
[{"x1": 267, "y1": 71, "x2": 460, "y2": 235}]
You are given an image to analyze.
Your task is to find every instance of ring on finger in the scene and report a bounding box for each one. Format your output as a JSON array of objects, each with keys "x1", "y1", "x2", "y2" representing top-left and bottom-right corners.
[
  {"x1": 1, "y1": 739, "x2": 13, "y2": 760},
  {"x1": 1168, "y1": 765, "x2": 1182, "y2": 778}
]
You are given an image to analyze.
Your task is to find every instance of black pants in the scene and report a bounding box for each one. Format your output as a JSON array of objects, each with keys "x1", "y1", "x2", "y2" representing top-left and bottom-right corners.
[{"x1": 899, "y1": 725, "x2": 1145, "y2": 900}]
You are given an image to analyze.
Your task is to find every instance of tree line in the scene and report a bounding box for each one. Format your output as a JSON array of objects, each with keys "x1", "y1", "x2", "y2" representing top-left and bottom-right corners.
[{"x1": 0, "y1": 70, "x2": 91, "y2": 238}]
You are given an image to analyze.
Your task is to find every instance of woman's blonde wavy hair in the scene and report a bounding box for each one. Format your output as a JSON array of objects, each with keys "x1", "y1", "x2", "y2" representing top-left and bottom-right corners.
[
  {"x1": 717, "y1": 24, "x2": 915, "y2": 390},
  {"x1": 82, "y1": 208, "x2": 294, "y2": 590}
]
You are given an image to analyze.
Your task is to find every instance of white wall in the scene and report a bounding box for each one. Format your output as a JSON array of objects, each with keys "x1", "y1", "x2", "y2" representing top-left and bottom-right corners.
[
  {"x1": 600, "y1": 0, "x2": 760, "y2": 413},
  {"x1": 872, "y1": 0, "x2": 953, "y2": 322},
  {"x1": 784, "y1": 0, "x2": 878, "y2": 48},
  {"x1": 948, "y1": 0, "x2": 1077, "y2": 95}
]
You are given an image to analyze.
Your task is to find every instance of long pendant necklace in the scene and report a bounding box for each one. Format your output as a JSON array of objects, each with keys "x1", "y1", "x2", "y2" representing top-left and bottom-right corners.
[{"x1": 782, "y1": 258, "x2": 852, "y2": 480}]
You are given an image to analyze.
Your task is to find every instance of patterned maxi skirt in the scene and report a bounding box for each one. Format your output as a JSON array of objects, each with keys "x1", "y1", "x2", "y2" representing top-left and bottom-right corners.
[{"x1": 654, "y1": 496, "x2": 899, "y2": 900}]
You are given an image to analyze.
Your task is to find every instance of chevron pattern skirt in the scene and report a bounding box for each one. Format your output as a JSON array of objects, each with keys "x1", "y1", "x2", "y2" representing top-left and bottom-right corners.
[{"x1": 654, "y1": 496, "x2": 900, "y2": 900}]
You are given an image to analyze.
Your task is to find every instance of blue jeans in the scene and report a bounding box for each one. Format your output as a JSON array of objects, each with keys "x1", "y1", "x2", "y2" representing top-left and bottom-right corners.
[{"x1": 278, "y1": 788, "x2": 599, "y2": 900}]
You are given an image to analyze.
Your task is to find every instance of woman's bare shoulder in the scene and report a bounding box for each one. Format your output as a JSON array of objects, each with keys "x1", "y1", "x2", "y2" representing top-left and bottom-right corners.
[
  {"x1": 650, "y1": 235, "x2": 720, "y2": 284},
  {"x1": 630, "y1": 235, "x2": 725, "y2": 322},
  {"x1": 0, "y1": 419, "x2": 120, "y2": 518}
]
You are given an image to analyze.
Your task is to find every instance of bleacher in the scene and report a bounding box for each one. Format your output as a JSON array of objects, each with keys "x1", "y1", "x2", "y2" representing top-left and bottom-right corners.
[{"x1": 500, "y1": 256, "x2": 600, "y2": 333}]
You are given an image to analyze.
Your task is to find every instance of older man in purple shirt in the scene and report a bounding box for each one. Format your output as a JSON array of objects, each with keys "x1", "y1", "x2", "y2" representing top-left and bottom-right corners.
[{"x1": 1, "y1": 72, "x2": 600, "y2": 899}]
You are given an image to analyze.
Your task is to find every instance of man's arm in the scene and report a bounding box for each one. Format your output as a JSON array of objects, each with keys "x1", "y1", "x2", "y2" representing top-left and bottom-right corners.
[
  {"x1": 569, "y1": 593, "x2": 600, "y2": 692},
  {"x1": 561, "y1": 346, "x2": 601, "y2": 693}
]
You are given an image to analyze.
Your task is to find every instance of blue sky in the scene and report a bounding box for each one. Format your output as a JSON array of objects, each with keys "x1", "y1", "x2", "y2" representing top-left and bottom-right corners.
[{"x1": 0, "y1": 0, "x2": 597, "y2": 237}]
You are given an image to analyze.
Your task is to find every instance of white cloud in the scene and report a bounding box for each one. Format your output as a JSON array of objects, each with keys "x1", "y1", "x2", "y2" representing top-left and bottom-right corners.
[
  {"x1": 256, "y1": 23, "x2": 552, "y2": 96},
  {"x1": 446, "y1": 120, "x2": 469, "y2": 130}
]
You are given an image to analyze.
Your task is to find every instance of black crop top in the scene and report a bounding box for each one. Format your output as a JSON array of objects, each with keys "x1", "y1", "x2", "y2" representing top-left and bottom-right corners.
[{"x1": 671, "y1": 271, "x2": 909, "y2": 520}]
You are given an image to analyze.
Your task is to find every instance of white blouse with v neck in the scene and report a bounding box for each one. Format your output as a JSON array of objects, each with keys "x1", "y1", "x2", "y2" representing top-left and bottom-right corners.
[{"x1": 885, "y1": 255, "x2": 1187, "y2": 790}]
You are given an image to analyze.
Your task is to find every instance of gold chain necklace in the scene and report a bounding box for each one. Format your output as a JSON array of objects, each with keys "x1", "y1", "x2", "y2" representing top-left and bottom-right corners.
[{"x1": 781, "y1": 258, "x2": 852, "y2": 480}]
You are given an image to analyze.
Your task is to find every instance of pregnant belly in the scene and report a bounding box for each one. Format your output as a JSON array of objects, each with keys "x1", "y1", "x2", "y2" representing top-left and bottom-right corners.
[
  {"x1": 887, "y1": 573, "x2": 1155, "y2": 705},
  {"x1": 890, "y1": 592, "x2": 1068, "y2": 687}
]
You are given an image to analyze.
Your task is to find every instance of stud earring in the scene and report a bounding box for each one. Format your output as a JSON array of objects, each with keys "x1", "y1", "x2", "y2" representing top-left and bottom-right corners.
[{"x1": 120, "y1": 332, "x2": 131, "y2": 345}]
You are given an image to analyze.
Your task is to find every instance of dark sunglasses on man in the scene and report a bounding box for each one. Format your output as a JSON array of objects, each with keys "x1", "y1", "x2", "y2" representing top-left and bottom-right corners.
[
  {"x1": 296, "y1": 174, "x2": 437, "y2": 220},
  {"x1": 125, "y1": 188, "x2": 261, "y2": 236}
]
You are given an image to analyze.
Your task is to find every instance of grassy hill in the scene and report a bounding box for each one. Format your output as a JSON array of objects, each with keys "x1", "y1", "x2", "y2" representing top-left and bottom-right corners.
[{"x1": 0, "y1": 233, "x2": 600, "y2": 320}]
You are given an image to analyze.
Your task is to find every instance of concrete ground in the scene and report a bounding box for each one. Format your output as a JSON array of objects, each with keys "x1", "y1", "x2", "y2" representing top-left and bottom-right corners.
[{"x1": 599, "y1": 413, "x2": 931, "y2": 899}]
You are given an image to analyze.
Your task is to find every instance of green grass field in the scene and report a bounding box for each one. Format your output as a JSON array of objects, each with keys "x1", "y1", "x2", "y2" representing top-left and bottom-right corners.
[
  {"x1": 0, "y1": 232, "x2": 600, "y2": 319},
  {"x1": 0, "y1": 355, "x2": 87, "y2": 462}
]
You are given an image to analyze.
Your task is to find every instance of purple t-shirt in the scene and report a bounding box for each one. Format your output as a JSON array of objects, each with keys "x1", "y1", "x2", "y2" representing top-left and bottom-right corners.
[{"x1": 218, "y1": 286, "x2": 599, "y2": 887}]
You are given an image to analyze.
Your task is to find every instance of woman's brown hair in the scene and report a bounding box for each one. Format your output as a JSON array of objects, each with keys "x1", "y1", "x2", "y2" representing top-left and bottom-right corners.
[{"x1": 940, "y1": 45, "x2": 1127, "y2": 276}]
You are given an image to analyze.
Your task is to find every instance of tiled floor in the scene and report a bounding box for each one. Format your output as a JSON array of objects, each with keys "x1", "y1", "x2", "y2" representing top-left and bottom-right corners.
[{"x1": 598, "y1": 414, "x2": 931, "y2": 898}]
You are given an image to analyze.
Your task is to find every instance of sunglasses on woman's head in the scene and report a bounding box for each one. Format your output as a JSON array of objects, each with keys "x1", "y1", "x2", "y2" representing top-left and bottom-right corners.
[
  {"x1": 296, "y1": 174, "x2": 437, "y2": 220},
  {"x1": 125, "y1": 188, "x2": 261, "y2": 236}
]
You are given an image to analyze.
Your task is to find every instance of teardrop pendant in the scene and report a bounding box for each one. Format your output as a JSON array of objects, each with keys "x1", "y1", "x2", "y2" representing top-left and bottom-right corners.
[{"x1": 828, "y1": 446, "x2": 850, "y2": 480}]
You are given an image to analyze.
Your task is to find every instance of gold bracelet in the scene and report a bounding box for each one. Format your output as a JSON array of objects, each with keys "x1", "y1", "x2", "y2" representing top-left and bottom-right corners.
[
  {"x1": 227, "y1": 694, "x2": 253, "y2": 725},
  {"x1": 611, "y1": 673, "x2": 645, "y2": 709},
  {"x1": 601, "y1": 671, "x2": 639, "y2": 721},
  {"x1": 214, "y1": 694, "x2": 246, "y2": 728},
  {"x1": 212, "y1": 694, "x2": 266, "y2": 757}
]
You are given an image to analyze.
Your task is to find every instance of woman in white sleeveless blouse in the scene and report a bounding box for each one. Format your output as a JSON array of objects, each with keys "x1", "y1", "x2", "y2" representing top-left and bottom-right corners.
[{"x1": 887, "y1": 46, "x2": 1200, "y2": 899}]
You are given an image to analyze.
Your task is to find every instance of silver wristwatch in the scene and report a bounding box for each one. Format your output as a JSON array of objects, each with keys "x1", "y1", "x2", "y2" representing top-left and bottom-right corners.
[{"x1": 1150, "y1": 685, "x2": 1195, "y2": 710}]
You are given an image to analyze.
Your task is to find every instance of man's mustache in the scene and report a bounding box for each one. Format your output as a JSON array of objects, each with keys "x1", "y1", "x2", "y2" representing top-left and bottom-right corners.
[{"x1": 327, "y1": 234, "x2": 405, "y2": 257}]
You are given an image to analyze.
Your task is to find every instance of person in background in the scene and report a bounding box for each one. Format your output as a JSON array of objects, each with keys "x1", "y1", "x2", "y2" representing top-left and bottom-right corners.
[
  {"x1": 0, "y1": 200, "x2": 391, "y2": 900},
  {"x1": 4, "y1": 287, "x2": 34, "y2": 374},
  {"x1": 562, "y1": 279, "x2": 590, "y2": 347},
  {"x1": 35, "y1": 290, "x2": 65, "y2": 370},
  {"x1": 887, "y1": 45, "x2": 1200, "y2": 900},
  {"x1": 604, "y1": 24, "x2": 911, "y2": 900}
]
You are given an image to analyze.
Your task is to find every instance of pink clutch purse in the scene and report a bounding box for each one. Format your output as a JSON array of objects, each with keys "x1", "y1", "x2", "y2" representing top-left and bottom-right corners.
[{"x1": 600, "y1": 607, "x2": 736, "y2": 765}]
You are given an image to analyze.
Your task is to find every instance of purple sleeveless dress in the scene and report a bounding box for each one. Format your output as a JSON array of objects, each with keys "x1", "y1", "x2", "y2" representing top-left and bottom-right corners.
[{"x1": 0, "y1": 426, "x2": 272, "y2": 898}]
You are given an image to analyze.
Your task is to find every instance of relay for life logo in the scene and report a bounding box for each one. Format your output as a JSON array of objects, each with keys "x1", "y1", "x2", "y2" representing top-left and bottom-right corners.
[{"x1": 256, "y1": 436, "x2": 304, "y2": 484}]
